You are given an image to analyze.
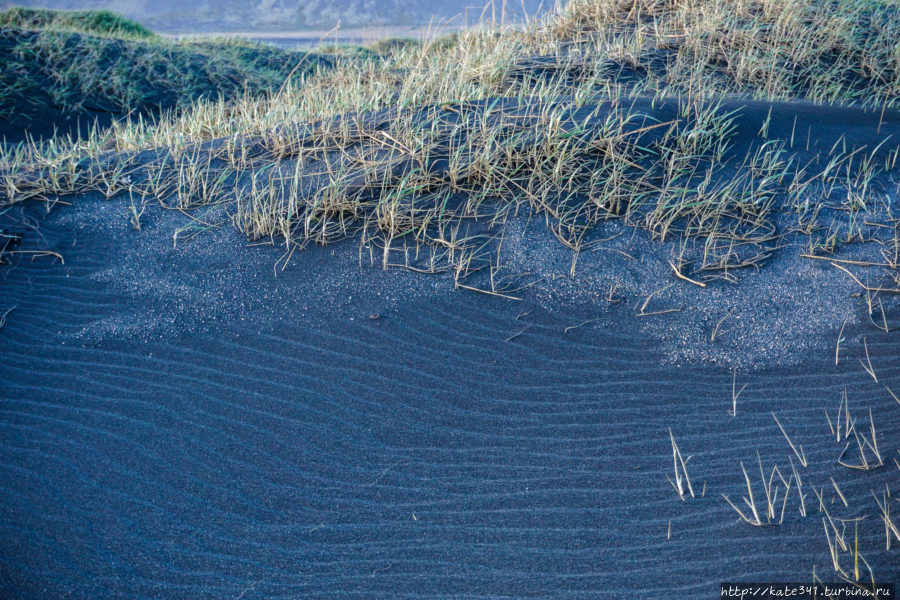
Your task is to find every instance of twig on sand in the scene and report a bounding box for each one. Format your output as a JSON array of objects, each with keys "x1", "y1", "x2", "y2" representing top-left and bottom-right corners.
[
  {"x1": 505, "y1": 325, "x2": 530, "y2": 342},
  {"x1": 802, "y1": 255, "x2": 891, "y2": 268},
  {"x1": 885, "y1": 386, "x2": 900, "y2": 407},
  {"x1": 0, "y1": 306, "x2": 15, "y2": 329},
  {"x1": 790, "y1": 456, "x2": 807, "y2": 517},
  {"x1": 564, "y1": 318, "x2": 601, "y2": 333},
  {"x1": 636, "y1": 284, "x2": 681, "y2": 317},
  {"x1": 668, "y1": 260, "x2": 706, "y2": 287},
  {"x1": 596, "y1": 247, "x2": 637, "y2": 261},
  {"x1": 773, "y1": 413, "x2": 808, "y2": 467},
  {"x1": 455, "y1": 282, "x2": 521, "y2": 301},
  {"x1": 822, "y1": 517, "x2": 849, "y2": 578},
  {"x1": 712, "y1": 309, "x2": 734, "y2": 342},
  {"x1": 6, "y1": 250, "x2": 64, "y2": 264},
  {"x1": 722, "y1": 460, "x2": 764, "y2": 525},
  {"x1": 831, "y1": 262, "x2": 900, "y2": 293},
  {"x1": 830, "y1": 477, "x2": 848, "y2": 507},
  {"x1": 867, "y1": 295, "x2": 895, "y2": 333}
]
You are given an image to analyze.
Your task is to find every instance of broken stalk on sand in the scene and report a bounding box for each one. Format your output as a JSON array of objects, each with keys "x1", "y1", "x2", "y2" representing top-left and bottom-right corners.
[{"x1": 772, "y1": 413, "x2": 808, "y2": 467}]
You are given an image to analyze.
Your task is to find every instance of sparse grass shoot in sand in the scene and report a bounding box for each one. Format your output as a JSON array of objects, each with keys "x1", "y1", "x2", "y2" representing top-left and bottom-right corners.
[
  {"x1": 837, "y1": 409, "x2": 884, "y2": 471},
  {"x1": 860, "y1": 338, "x2": 878, "y2": 382},
  {"x1": 722, "y1": 452, "x2": 794, "y2": 526},
  {"x1": 826, "y1": 390, "x2": 856, "y2": 443},
  {"x1": 872, "y1": 486, "x2": 900, "y2": 551},
  {"x1": 789, "y1": 456, "x2": 807, "y2": 518},
  {"x1": 667, "y1": 428, "x2": 694, "y2": 500},
  {"x1": 729, "y1": 369, "x2": 745, "y2": 417},
  {"x1": 825, "y1": 391, "x2": 885, "y2": 471}
]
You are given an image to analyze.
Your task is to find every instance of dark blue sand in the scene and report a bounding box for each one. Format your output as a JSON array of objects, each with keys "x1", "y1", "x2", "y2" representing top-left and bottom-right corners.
[{"x1": 0, "y1": 192, "x2": 899, "y2": 598}]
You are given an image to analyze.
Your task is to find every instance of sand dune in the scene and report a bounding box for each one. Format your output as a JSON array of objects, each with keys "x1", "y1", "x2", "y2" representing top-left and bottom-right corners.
[
  {"x1": 2, "y1": 104, "x2": 900, "y2": 594},
  {"x1": 3, "y1": 2, "x2": 900, "y2": 597}
]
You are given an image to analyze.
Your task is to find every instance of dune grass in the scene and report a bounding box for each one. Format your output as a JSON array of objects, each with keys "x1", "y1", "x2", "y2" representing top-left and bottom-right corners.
[
  {"x1": 0, "y1": 9, "x2": 333, "y2": 126},
  {"x1": 2, "y1": 0, "x2": 900, "y2": 291},
  {"x1": 0, "y1": 7, "x2": 156, "y2": 39},
  {"x1": 554, "y1": 0, "x2": 900, "y2": 106}
]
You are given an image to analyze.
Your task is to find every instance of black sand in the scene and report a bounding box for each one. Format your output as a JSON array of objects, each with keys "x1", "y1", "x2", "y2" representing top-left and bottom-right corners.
[{"x1": 2, "y1": 94, "x2": 900, "y2": 596}]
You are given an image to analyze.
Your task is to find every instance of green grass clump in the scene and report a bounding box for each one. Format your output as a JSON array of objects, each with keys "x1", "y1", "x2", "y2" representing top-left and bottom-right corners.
[
  {"x1": 0, "y1": 12, "x2": 332, "y2": 125},
  {"x1": 0, "y1": 7, "x2": 156, "y2": 39}
]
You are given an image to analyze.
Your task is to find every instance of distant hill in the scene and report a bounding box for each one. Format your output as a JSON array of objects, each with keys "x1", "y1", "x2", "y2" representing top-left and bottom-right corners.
[
  {"x1": 0, "y1": 7, "x2": 336, "y2": 141},
  {"x1": 0, "y1": 0, "x2": 552, "y2": 32}
]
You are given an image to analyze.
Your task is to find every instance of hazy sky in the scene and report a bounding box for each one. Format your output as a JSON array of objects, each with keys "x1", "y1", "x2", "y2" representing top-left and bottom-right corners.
[{"x1": 4, "y1": 0, "x2": 557, "y2": 32}]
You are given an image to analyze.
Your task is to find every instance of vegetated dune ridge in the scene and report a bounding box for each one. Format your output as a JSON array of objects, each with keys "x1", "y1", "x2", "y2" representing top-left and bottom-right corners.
[
  {"x1": 1, "y1": 96, "x2": 900, "y2": 599},
  {"x1": 6, "y1": 93, "x2": 900, "y2": 366},
  {"x1": 0, "y1": 8, "x2": 335, "y2": 142},
  {"x1": 6, "y1": 0, "x2": 547, "y2": 32}
]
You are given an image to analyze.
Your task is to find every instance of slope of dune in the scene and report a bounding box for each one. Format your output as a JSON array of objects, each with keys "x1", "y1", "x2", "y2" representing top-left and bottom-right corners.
[
  {"x1": 2, "y1": 169, "x2": 899, "y2": 598},
  {"x1": 2, "y1": 1, "x2": 900, "y2": 598}
]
